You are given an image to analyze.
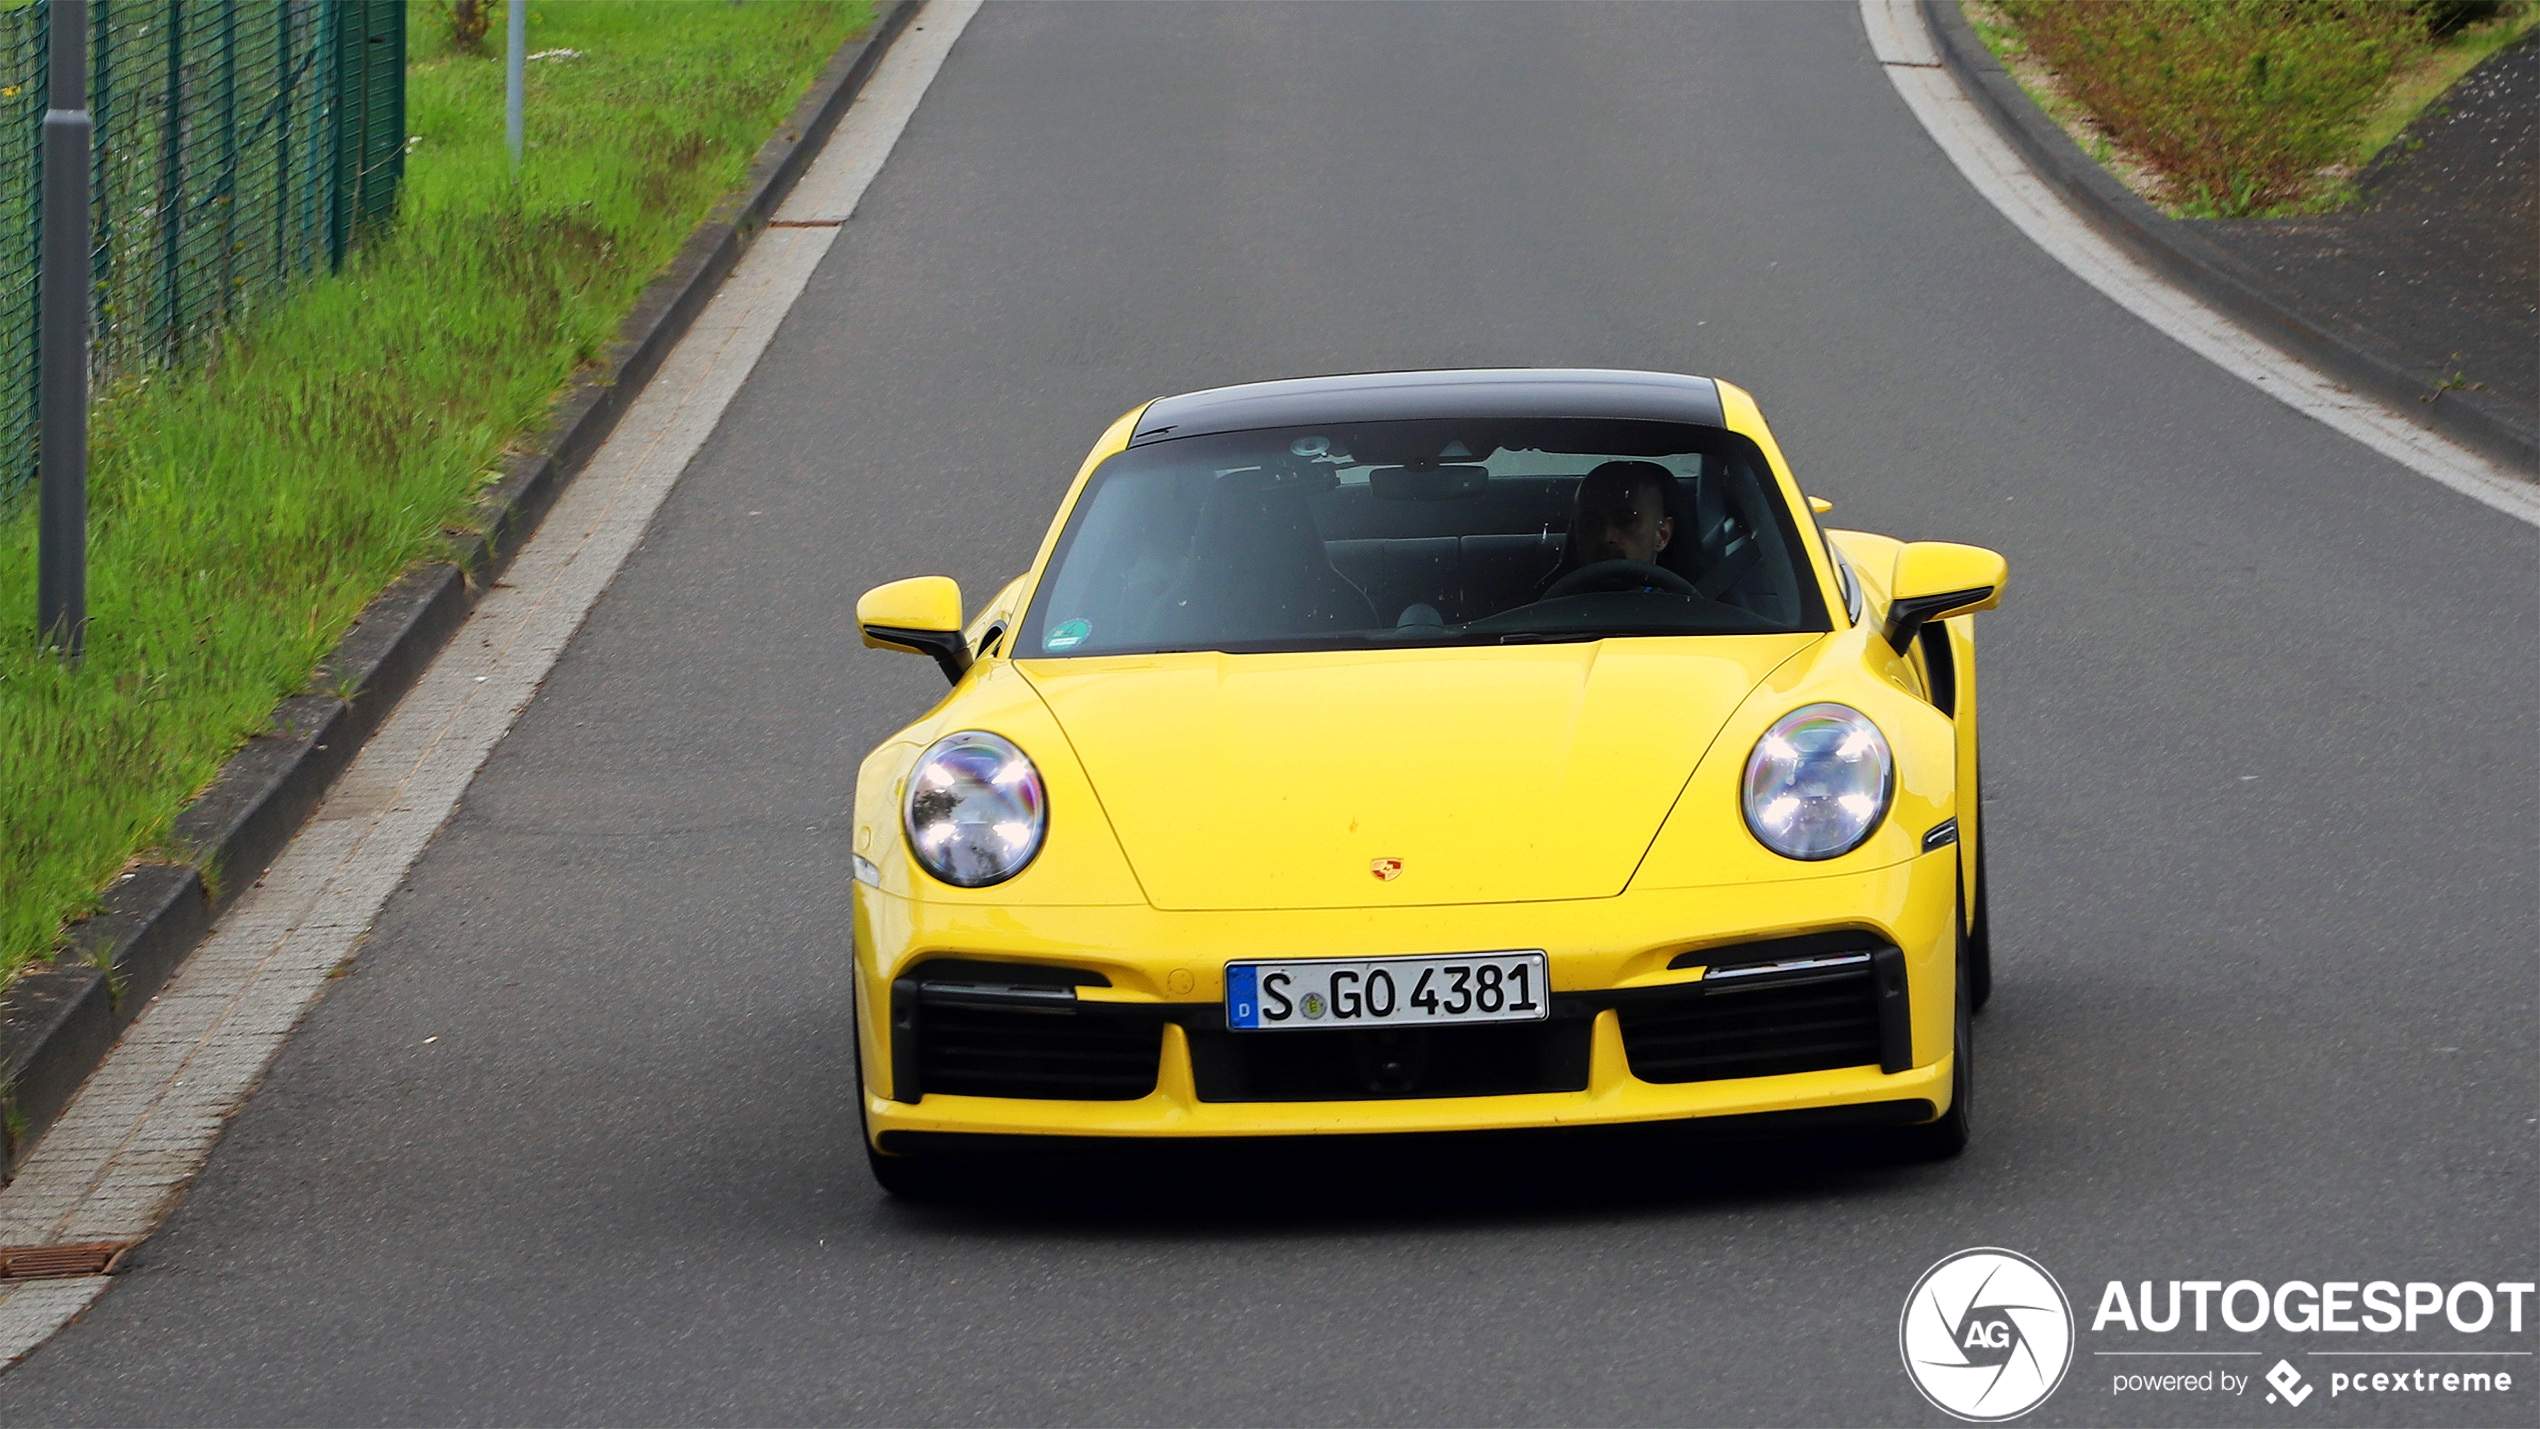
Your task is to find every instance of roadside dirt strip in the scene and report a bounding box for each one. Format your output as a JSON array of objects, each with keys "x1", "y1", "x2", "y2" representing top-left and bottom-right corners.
[
  {"x1": 1864, "y1": 0, "x2": 2539, "y2": 527},
  {"x1": 0, "y1": 0, "x2": 983, "y2": 1366}
]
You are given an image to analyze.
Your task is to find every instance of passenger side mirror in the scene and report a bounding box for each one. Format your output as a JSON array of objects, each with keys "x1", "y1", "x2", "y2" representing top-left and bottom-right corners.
[
  {"x1": 1882, "y1": 542, "x2": 2005, "y2": 652},
  {"x1": 858, "y1": 576, "x2": 972, "y2": 684}
]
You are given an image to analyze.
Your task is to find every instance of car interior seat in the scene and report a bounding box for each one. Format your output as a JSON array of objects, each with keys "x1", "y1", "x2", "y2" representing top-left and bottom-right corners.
[
  {"x1": 1683, "y1": 467, "x2": 1762, "y2": 601},
  {"x1": 1156, "y1": 470, "x2": 1375, "y2": 642},
  {"x1": 1654, "y1": 472, "x2": 1706, "y2": 587}
]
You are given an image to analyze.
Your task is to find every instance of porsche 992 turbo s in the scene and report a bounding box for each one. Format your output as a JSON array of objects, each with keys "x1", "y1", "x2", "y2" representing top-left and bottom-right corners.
[{"x1": 849, "y1": 369, "x2": 2005, "y2": 1195}]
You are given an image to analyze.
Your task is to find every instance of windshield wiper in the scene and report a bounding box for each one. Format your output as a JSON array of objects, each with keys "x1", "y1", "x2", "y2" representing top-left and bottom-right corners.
[{"x1": 1493, "y1": 624, "x2": 1757, "y2": 644}]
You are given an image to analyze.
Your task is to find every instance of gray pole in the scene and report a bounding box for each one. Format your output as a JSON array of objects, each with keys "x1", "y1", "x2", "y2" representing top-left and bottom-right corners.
[
  {"x1": 38, "y1": 0, "x2": 92, "y2": 660},
  {"x1": 505, "y1": 0, "x2": 524, "y2": 173}
]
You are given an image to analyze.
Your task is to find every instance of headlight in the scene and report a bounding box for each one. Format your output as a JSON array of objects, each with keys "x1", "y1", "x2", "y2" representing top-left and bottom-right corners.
[
  {"x1": 903, "y1": 731, "x2": 1047, "y2": 887},
  {"x1": 1742, "y1": 703, "x2": 1893, "y2": 861}
]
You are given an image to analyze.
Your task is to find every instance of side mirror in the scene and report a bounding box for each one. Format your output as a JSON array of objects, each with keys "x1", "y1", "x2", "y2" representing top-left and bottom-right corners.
[
  {"x1": 858, "y1": 576, "x2": 972, "y2": 684},
  {"x1": 1882, "y1": 542, "x2": 2005, "y2": 652}
]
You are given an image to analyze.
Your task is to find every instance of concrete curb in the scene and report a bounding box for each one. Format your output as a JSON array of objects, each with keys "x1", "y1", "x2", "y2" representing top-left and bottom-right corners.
[
  {"x1": 0, "y1": 0, "x2": 920, "y2": 1176},
  {"x1": 1924, "y1": 0, "x2": 2539, "y2": 476}
]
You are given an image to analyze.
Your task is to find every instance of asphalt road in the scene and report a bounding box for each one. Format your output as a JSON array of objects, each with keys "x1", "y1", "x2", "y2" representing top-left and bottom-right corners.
[{"x1": 5, "y1": 3, "x2": 2531, "y2": 1424}]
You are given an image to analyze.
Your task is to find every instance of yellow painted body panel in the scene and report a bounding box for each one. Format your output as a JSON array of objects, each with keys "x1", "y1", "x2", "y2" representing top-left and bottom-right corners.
[
  {"x1": 855, "y1": 574, "x2": 963, "y2": 637},
  {"x1": 1021, "y1": 634, "x2": 1815, "y2": 910},
  {"x1": 855, "y1": 851, "x2": 1959, "y2": 1138},
  {"x1": 849, "y1": 376, "x2": 2003, "y2": 1147},
  {"x1": 1891, "y1": 540, "x2": 2007, "y2": 615},
  {"x1": 1629, "y1": 624, "x2": 1956, "y2": 889},
  {"x1": 854, "y1": 661, "x2": 1148, "y2": 907},
  {"x1": 1830, "y1": 526, "x2": 1990, "y2": 905},
  {"x1": 874, "y1": 1037, "x2": 1951, "y2": 1140}
]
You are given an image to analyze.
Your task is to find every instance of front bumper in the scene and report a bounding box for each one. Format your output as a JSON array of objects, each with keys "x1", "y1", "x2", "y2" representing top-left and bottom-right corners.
[{"x1": 856, "y1": 851, "x2": 1958, "y2": 1145}]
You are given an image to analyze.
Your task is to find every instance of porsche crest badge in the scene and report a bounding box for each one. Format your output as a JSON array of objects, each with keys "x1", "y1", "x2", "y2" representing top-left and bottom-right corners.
[{"x1": 1370, "y1": 858, "x2": 1403, "y2": 881}]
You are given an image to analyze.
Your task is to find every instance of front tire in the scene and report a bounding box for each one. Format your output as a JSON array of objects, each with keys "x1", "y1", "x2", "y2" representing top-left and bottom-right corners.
[{"x1": 866, "y1": 1140, "x2": 951, "y2": 1200}]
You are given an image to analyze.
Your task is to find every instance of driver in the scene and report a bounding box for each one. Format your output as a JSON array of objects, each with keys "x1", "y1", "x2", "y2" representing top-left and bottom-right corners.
[{"x1": 1541, "y1": 460, "x2": 1677, "y2": 594}]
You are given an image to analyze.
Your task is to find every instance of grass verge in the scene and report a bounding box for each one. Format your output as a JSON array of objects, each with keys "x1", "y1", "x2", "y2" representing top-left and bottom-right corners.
[
  {"x1": 2349, "y1": 4, "x2": 2540, "y2": 166},
  {"x1": 1972, "y1": 0, "x2": 2533, "y2": 216},
  {"x1": 0, "y1": 0, "x2": 874, "y2": 980}
]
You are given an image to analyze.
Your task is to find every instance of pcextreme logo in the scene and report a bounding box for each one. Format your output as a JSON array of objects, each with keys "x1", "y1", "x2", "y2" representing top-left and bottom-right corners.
[{"x1": 1900, "y1": 1248, "x2": 2077, "y2": 1421}]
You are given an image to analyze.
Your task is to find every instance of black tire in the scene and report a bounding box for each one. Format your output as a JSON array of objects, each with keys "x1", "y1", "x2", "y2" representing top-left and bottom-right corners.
[
  {"x1": 866, "y1": 1139, "x2": 952, "y2": 1200},
  {"x1": 1899, "y1": 904, "x2": 1973, "y2": 1161}
]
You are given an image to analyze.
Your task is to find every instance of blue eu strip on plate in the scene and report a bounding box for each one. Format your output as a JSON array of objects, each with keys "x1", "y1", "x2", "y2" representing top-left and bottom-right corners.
[{"x1": 1226, "y1": 965, "x2": 1260, "y2": 1028}]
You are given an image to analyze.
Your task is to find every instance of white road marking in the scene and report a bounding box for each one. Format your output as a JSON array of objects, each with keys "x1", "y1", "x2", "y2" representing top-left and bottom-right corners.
[
  {"x1": 0, "y1": 0, "x2": 981, "y2": 1365},
  {"x1": 1860, "y1": 0, "x2": 2540, "y2": 527},
  {"x1": 783, "y1": 5, "x2": 981, "y2": 223}
]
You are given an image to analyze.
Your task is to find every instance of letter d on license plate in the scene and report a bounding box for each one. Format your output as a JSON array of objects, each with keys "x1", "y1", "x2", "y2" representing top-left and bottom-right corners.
[{"x1": 1226, "y1": 951, "x2": 1549, "y2": 1031}]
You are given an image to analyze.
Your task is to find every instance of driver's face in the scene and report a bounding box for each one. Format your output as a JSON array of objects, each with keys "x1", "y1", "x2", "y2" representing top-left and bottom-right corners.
[{"x1": 1573, "y1": 476, "x2": 1675, "y2": 566}]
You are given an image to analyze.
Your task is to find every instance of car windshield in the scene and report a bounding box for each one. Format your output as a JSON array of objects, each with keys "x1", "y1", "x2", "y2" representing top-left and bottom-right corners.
[{"x1": 1017, "y1": 417, "x2": 1827, "y2": 657}]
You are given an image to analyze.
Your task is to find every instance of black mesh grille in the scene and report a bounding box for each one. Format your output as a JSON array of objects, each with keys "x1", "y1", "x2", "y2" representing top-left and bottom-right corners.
[
  {"x1": 1187, "y1": 1020, "x2": 1592, "y2": 1102},
  {"x1": 896, "y1": 961, "x2": 1161, "y2": 1102},
  {"x1": 1619, "y1": 970, "x2": 1883, "y2": 1083},
  {"x1": 915, "y1": 1002, "x2": 1163, "y2": 1101}
]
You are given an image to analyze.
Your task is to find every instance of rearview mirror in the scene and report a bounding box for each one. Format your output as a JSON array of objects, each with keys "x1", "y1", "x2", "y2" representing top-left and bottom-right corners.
[
  {"x1": 1882, "y1": 542, "x2": 2005, "y2": 652},
  {"x1": 858, "y1": 576, "x2": 972, "y2": 684}
]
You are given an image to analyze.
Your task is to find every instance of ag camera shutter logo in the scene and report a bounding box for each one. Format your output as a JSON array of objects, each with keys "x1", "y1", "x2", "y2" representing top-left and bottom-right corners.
[{"x1": 1901, "y1": 1248, "x2": 2076, "y2": 1421}]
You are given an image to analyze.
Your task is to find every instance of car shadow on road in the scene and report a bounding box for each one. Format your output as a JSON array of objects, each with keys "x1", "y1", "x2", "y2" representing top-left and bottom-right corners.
[{"x1": 870, "y1": 1121, "x2": 1958, "y2": 1238}]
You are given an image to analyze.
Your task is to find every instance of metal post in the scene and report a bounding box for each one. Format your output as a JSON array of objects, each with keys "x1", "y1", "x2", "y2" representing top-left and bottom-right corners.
[
  {"x1": 275, "y1": 0, "x2": 292, "y2": 285},
  {"x1": 39, "y1": 0, "x2": 93, "y2": 660},
  {"x1": 159, "y1": 0, "x2": 184, "y2": 356},
  {"x1": 504, "y1": 0, "x2": 523, "y2": 174},
  {"x1": 214, "y1": 0, "x2": 237, "y2": 326}
]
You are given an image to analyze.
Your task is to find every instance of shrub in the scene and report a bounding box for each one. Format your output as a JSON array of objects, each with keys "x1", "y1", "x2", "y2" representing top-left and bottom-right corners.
[
  {"x1": 2414, "y1": 0, "x2": 2506, "y2": 37},
  {"x1": 2000, "y1": 0, "x2": 2433, "y2": 214}
]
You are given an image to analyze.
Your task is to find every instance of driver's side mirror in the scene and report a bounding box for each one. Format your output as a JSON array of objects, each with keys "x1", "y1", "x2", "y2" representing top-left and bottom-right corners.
[
  {"x1": 858, "y1": 576, "x2": 973, "y2": 684},
  {"x1": 1882, "y1": 542, "x2": 2005, "y2": 652}
]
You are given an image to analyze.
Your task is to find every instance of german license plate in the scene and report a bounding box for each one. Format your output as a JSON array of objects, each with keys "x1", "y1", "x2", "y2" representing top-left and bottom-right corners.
[{"x1": 1225, "y1": 951, "x2": 1549, "y2": 1031}]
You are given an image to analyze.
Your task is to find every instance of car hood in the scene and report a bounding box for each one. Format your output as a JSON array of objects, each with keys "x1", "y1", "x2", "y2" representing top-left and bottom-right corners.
[{"x1": 1018, "y1": 635, "x2": 1819, "y2": 910}]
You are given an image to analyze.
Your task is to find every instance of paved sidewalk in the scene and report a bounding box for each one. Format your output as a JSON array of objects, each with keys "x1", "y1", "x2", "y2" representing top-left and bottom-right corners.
[{"x1": 2191, "y1": 35, "x2": 2539, "y2": 420}]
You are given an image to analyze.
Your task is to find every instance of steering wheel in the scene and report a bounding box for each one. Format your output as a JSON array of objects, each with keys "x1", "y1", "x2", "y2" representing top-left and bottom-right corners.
[{"x1": 1544, "y1": 559, "x2": 1698, "y2": 600}]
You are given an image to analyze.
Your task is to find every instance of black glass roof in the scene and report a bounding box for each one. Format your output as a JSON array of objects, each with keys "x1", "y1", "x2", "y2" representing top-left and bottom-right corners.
[{"x1": 1128, "y1": 369, "x2": 1728, "y2": 446}]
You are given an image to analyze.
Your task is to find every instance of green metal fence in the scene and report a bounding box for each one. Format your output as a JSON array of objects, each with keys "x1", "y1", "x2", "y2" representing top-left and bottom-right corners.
[{"x1": 0, "y1": 0, "x2": 405, "y2": 499}]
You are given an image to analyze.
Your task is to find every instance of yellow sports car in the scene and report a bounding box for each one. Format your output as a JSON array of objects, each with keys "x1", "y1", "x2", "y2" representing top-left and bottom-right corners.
[{"x1": 850, "y1": 369, "x2": 2004, "y2": 1194}]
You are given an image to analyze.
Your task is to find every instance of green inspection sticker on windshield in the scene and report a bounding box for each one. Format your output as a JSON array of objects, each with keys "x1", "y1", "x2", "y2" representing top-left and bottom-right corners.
[{"x1": 1045, "y1": 618, "x2": 1092, "y2": 651}]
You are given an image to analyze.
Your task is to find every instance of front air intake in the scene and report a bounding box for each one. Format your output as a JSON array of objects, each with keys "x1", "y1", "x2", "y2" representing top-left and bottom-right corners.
[
  {"x1": 1620, "y1": 942, "x2": 1905, "y2": 1082},
  {"x1": 890, "y1": 960, "x2": 1163, "y2": 1101}
]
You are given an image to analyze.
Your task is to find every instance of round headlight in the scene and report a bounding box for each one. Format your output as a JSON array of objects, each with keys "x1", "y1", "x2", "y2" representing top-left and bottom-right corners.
[
  {"x1": 903, "y1": 731, "x2": 1047, "y2": 887},
  {"x1": 1742, "y1": 703, "x2": 1893, "y2": 861}
]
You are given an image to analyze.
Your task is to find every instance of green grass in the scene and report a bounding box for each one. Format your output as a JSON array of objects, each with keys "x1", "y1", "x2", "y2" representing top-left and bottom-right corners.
[
  {"x1": 2350, "y1": 4, "x2": 2540, "y2": 168},
  {"x1": 1987, "y1": 0, "x2": 2527, "y2": 217},
  {"x1": 0, "y1": 0, "x2": 874, "y2": 979}
]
